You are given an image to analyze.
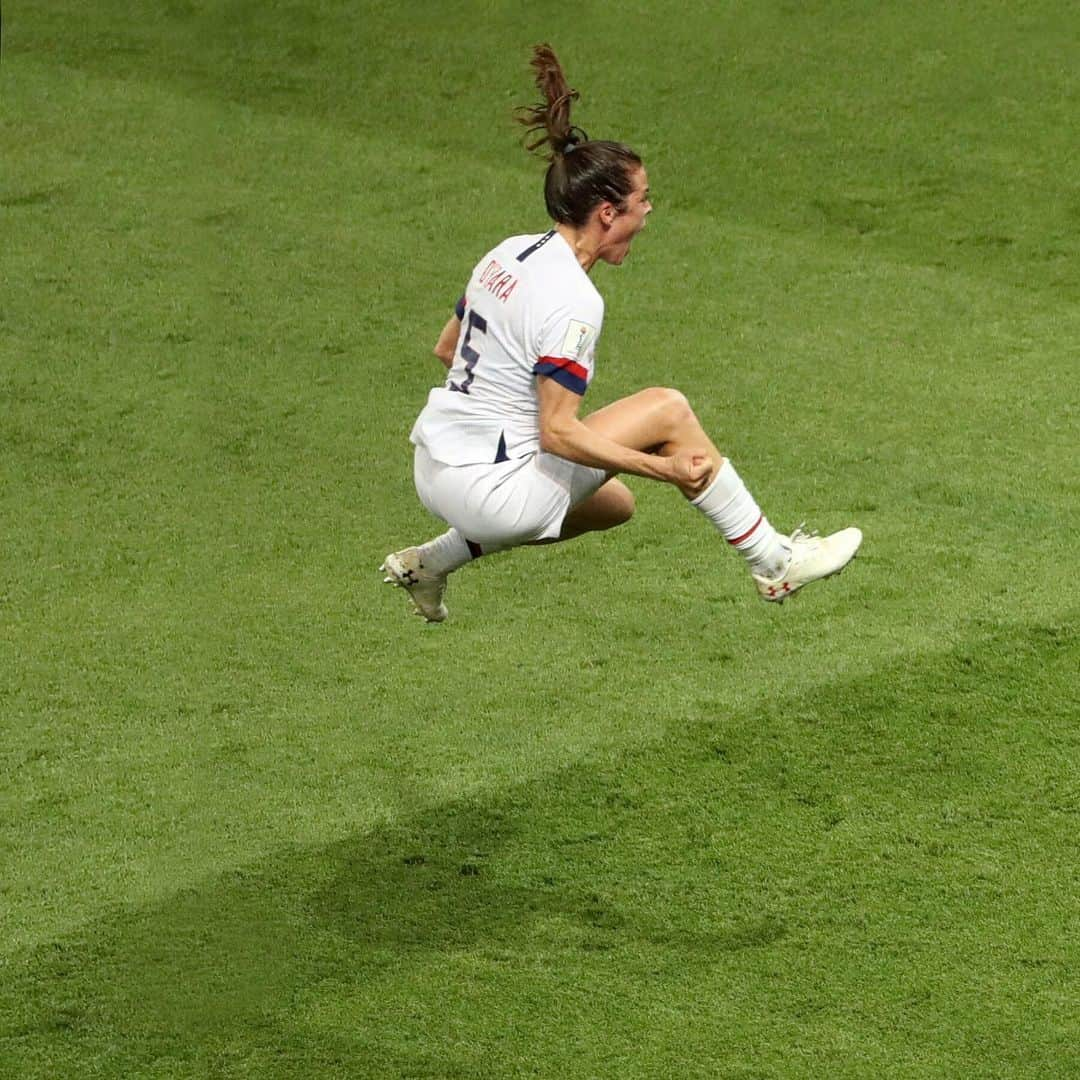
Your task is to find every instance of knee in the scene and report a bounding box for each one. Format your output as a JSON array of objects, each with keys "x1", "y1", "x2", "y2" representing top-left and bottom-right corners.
[
  {"x1": 644, "y1": 386, "x2": 693, "y2": 425},
  {"x1": 610, "y1": 485, "x2": 636, "y2": 527},
  {"x1": 595, "y1": 480, "x2": 635, "y2": 530}
]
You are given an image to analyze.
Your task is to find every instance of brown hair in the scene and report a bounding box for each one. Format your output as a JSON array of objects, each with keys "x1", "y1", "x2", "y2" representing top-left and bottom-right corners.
[{"x1": 516, "y1": 44, "x2": 643, "y2": 227}]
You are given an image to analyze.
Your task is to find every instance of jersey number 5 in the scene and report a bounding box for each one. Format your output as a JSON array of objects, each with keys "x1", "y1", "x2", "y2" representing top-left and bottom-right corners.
[{"x1": 448, "y1": 310, "x2": 487, "y2": 395}]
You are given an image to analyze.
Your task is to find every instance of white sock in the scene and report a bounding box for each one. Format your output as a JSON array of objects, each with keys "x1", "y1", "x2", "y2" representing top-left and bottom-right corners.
[
  {"x1": 691, "y1": 460, "x2": 790, "y2": 578},
  {"x1": 415, "y1": 529, "x2": 477, "y2": 575}
]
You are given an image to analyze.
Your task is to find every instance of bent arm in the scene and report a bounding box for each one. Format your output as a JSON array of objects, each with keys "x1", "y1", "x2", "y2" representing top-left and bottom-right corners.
[
  {"x1": 536, "y1": 376, "x2": 675, "y2": 482},
  {"x1": 433, "y1": 314, "x2": 461, "y2": 368}
]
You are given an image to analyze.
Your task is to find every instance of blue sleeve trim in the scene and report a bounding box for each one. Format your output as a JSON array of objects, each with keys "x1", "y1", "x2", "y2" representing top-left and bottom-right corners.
[
  {"x1": 534, "y1": 361, "x2": 587, "y2": 396},
  {"x1": 454, "y1": 295, "x2": 466, "y2": 320}
]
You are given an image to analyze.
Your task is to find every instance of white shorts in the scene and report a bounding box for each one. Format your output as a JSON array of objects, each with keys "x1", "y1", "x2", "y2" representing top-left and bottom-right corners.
[{"x1": 413, "y1": 445, "x2": 608, "y2": 548}]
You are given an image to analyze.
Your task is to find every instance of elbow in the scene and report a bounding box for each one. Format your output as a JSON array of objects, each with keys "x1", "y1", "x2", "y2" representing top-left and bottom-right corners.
[
  {"x1": 539, "y1": 424, "x2": 568, "y2": 455},
  {"x1": 433, "y1": 344, "x2": 454, "y2": 367}
]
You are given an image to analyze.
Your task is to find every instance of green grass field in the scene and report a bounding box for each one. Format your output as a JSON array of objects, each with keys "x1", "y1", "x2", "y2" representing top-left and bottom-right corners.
[{"x1": 2, "y1": 3, "x2": 1078, "y2": 1076}]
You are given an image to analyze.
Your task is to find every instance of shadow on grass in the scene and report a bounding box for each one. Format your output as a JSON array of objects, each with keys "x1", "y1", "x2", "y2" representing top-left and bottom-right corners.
[{"x1": 0, "y1": 617, "x2": 1074, "y2": 1076}]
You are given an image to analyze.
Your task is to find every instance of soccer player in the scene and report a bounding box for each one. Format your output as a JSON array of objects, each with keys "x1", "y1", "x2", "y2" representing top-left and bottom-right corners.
[{"x1": 382, "y1": 44, "x2": 861, "y2": 622}]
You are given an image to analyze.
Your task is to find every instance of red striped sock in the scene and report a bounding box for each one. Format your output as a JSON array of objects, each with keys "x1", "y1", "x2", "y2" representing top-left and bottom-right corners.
[{"x1": 691, "y1": 460, "x2": 789, "y2": 578}]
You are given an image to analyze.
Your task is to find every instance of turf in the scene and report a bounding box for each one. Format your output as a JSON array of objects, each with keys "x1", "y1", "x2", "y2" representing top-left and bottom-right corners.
[{"x1": 2, "y1": 2, "x2": 1078, "y2": 1077}]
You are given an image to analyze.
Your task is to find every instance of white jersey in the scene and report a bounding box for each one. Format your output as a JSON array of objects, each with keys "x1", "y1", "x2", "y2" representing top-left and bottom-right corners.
[{"x1": 410, "y1": 229, "x2": 604, "y2": 466}]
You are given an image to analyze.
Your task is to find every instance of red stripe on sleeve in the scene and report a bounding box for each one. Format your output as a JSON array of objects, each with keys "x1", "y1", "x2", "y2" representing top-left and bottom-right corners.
[{"x1": 534, "y1": 355, "x2": 589, "y2": 383}]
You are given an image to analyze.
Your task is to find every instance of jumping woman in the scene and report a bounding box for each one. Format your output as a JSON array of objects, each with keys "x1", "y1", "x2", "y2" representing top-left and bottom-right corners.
[{"x1": 382, "y1": 44, "x2": 861, "y2": 622}]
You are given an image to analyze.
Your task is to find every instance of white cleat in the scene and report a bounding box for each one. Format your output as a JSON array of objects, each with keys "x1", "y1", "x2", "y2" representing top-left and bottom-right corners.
[
  {"x1": 753, "y1": 526, "x2": 862, "y2": 603},
  {"x1": 381, "y1": 547, "x2": 449, "y2": 622}
]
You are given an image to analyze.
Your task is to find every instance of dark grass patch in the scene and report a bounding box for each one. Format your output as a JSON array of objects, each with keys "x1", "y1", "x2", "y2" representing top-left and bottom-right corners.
[{"x1": 0, "y1": 185, "x2": 66, "y2": 208}]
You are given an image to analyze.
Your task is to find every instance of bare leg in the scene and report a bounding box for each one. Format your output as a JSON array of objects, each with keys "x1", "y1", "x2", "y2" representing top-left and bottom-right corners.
[
  {"x1": 536, "y1": 387, "x2": 720, "y2": 543},
  {"x1": 529, "y1": 477, "x2": 634, "y2": 543},
  {"x1": 560, "y1": 387, "x2": 788, "y2": 580},
  {"x1": 560, "y1": 477, "x2": 634, "y2": 537},
  {"x1": 582, "y1": 387, "x2": 724, "y2": 497}
]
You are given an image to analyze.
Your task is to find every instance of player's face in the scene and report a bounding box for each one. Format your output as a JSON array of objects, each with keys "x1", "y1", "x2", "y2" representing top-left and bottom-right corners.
[{"x1": 599, "y1": 166, "x2": 652, "y2": 266}]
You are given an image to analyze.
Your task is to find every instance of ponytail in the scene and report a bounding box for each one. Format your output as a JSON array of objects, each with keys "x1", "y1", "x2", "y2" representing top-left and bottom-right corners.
[
  {"x1": 516, "y1": 43, "x2": 590, "y2": 159},
  {"x1": 516, "y1": 44, "x2": 643, "y2": 227}
]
